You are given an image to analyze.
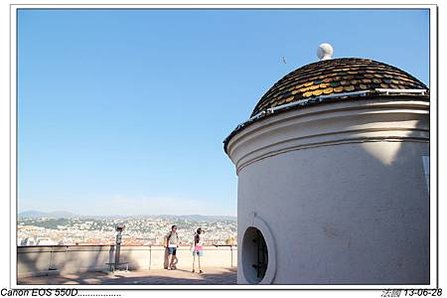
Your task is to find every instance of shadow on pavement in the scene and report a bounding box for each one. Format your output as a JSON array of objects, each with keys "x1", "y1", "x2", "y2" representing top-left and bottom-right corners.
[{"x1": 18, "y1": 267, "x2": 237, "y2": 285}]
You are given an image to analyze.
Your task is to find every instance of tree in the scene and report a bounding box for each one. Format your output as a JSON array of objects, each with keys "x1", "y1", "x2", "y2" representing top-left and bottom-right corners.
[{"x1": 225, "y1": 236, "x2": 236, "y2": 245}]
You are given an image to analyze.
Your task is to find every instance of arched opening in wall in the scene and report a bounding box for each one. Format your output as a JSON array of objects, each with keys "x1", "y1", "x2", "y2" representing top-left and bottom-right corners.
[{"x1": 242, "y1": 227, "x2": 268, "y2": 284}]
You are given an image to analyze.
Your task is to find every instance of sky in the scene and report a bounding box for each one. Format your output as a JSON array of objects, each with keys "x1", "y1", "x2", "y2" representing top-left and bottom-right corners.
[{"x1": 17, "y1": 8, "x2": 429, "y2": 216}]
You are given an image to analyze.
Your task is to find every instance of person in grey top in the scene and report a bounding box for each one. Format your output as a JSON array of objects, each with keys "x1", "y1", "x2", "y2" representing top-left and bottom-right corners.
[{"x1": 165, "y1": 225, "x2": 179, "y2": 270}]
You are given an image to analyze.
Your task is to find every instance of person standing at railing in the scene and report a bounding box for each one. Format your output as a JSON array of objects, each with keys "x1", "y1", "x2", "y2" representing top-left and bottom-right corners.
[
  {"x1": 192, "y1": 228, "x2": 204, "y2": 273},
  {"x1": 165, "y1": 225, "x2": 179, "y2": 270}
]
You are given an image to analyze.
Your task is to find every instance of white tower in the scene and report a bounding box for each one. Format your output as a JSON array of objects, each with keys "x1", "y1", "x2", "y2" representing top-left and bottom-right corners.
[{"x1": 224, "y1": 47, "x2": 429, "y2": 285}]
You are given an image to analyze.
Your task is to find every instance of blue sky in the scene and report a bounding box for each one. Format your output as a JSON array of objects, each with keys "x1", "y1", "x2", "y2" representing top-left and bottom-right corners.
[{"x1": 17, "y1": 9, "x2": 429, "y2": 216}]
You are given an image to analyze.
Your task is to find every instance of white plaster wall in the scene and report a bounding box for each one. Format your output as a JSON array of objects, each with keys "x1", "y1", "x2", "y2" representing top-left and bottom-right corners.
[
  {"x1": 17, "y1": 245, "x2": 237, "y2": 278},
  {"x1": 227, "y1": 99, "x2": 429, "y2": 285}
]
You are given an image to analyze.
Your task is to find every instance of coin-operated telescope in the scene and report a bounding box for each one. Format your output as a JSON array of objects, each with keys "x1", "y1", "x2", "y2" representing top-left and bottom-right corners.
[{"x1": 115, "y1": 223, "x2": 125, "y2": 267}]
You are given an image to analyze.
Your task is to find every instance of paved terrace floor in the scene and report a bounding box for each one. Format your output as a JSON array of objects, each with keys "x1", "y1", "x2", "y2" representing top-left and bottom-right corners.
[{"x1": 18, "y1": 267, "x2": 237, "y2": 285}]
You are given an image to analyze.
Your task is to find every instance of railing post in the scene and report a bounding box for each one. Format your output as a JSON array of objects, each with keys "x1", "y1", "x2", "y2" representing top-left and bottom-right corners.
[
  {"x1": 108, "y1": 245, "x2": 115, "y2": 270},
  {"x1": 64, "y1": 246, "x2": 68, "y2": 272},
  {"x1": 48, "y1": 247, "x2": 53, "y2": 270},
  {"x1": 148, "y1": 245, "x2": 151, "y2": 270},
  {"x1": 48, "y1": 246, "x2": 58, "y2": 270}
]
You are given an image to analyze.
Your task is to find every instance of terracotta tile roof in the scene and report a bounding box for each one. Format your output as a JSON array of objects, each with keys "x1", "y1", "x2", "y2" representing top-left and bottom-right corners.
[
  {"x1": 251, "y1": 58, "x2": 427, "y2": 117},
  {"x1": 223, "y1": 58, "x2": 428, "y2": 153}
]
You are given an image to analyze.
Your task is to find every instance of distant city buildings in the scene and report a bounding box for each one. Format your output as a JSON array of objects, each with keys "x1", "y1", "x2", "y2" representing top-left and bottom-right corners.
[{"x1": 17, "y1": 216, "x2": 237, "y2": 246}]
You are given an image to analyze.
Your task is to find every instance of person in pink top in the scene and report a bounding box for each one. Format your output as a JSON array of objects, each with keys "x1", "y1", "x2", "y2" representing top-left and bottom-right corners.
[{"x1": 192, "y1": 228, "x2": 204, "y2": 273}]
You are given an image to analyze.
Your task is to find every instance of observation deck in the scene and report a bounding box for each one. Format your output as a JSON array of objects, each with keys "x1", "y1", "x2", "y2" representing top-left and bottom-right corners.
[{"x1": 17, "y1": 245, "x2": 237, "y2": 285}]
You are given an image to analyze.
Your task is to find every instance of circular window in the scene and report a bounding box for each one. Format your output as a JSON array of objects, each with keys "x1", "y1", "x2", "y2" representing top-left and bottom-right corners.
[{"x1": 242, "y1": 227, "x2": 269, "y2": 284}]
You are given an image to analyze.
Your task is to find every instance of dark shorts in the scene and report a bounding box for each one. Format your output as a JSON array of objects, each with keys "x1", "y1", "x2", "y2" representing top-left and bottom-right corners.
[{"x1": 167, "y1": 247, "x2": 177, "y2": 255}]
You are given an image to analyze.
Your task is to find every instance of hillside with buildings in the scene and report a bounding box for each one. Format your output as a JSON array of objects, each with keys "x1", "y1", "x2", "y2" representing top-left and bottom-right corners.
[{"x1": 18, "y1": 212, "x2": 237, "y2": 246}]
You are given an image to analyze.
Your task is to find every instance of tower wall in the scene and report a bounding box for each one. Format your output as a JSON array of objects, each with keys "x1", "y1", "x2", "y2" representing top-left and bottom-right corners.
[{"x1": 226, "y1": 99, "x2": 429, "y2": 284}]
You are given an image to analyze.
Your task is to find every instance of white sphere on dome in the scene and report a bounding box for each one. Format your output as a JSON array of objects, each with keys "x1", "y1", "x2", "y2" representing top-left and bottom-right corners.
[{"x1": 317, "y1": 43, "x2": 334, "y2": 60}]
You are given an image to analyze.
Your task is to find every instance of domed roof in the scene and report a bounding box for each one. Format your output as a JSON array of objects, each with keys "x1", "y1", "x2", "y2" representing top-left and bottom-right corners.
[
  {"x1": 224, "y1": 57, "x2": 428, "y2": 153},
  {"x1": 251, "y1": 58, "x2": 427, "y2": 117}
]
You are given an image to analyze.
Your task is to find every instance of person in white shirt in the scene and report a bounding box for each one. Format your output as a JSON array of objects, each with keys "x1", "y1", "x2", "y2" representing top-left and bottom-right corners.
[{"x1": 165, "y1": 225, "x2": 179, "y2": 270}]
